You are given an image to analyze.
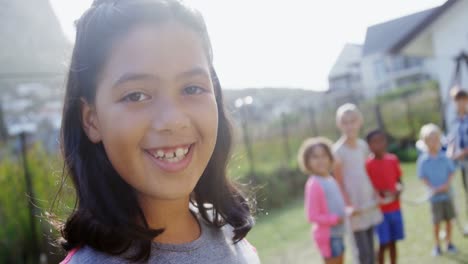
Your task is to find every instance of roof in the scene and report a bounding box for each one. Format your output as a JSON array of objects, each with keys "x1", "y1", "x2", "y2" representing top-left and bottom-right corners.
[
  {"x1": 390, "y1": 0, "x2": 459, "y2": 53},
  {"x1": 329, "y1": 44, "x2": 362, "y2": 79},
  {"x1": 362, "y1": 7, "x2": 438, "y2": 56}
]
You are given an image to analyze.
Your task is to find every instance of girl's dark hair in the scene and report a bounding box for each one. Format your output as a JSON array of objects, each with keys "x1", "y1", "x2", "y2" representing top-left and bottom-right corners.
[{"x1": 58, "y1": 0, "x2": 254, "y2": 261}]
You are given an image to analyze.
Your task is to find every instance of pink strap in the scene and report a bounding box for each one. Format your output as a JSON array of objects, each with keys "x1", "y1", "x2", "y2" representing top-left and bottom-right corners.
[
  {"x1": 245, "y1": 239, "x2": 257, "y2": 253},
  {"x1": 60, "y1": 248, "x2": 79, "y2": 264}
]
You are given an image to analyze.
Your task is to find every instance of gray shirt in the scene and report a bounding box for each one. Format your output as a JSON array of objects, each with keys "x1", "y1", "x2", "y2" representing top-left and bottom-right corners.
[
  {"x1": 314, "y1": 176, "x2": 346, "y2": 237},
  {"x1": 68, "y1": 214, "x2": 260, "y2": 264},
  {"x1": 333, "y1": 138, "x2": 382, "y2": 231}
]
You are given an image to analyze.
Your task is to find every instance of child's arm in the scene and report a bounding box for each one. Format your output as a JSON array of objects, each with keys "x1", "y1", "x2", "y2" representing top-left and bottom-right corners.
[
  {"x1": 421, "y1": 177, "x2": 446, "y2": 194},
  {"x1": 395, "y1": 158, "x2": 404, "y2": 196},
  {"x1": 305, "y1": 180, "x2": 341, "y2": 226},
  {"x1": 437, "y1": 158, "x2": 457, "y2": 193},
  {"x1": 333, "y1": 159, "x2": 352, "y2": 206},
  {"x1": 365, "y1": 161, "x2": 386, "y2": 204},
  {"x1": 437, "y1": 172, "x2": 455, "y2": 193},
  {"x1": 452, "y1": 148, "x2": 468, "y2": 160}
]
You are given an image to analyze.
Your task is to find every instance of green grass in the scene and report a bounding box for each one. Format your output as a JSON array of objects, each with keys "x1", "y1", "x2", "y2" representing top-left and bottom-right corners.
[{"x1": 247, "y1": 163, "x2": 468, "y2": 264}]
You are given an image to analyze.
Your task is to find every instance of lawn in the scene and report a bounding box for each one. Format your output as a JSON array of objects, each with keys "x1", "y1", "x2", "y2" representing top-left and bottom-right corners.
[{"x1": 246, "y1": 163, "x2": 468, "y2": 264}]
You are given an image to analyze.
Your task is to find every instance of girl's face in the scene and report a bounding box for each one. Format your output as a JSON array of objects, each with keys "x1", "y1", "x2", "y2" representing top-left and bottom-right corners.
[
  {"x1": 307, "y1": 145, "x2": 332, "y2": 176},
  {"x1": 338, "y1": 111, "x2": 362, "y2": 139},
  {"x1": 82, "y1": 22, "x2": 218, "y2": 201}
]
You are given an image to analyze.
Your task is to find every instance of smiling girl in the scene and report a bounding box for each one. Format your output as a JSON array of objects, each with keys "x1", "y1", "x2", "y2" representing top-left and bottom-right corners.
[{"x1": 58, "y1": 0, "x2": 258, "y2": 263}]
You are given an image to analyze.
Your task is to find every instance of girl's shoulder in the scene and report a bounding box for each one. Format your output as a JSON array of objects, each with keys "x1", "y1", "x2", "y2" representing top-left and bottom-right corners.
[
  {"x1": 63, "y1": 246, "x2": 122, "y2": 264},
  {"x1": 217, "y1": 224, "x2": 260, "y2": 263},
  {"x1": 62, "y1": 212, "x2": 260, "y2": 264},
  {"x1": 305, "y1": 176, "x2": 326, "y2": 192},
  {"x1": 357, "y1": 138, "x2": 368, "y2": 148}
]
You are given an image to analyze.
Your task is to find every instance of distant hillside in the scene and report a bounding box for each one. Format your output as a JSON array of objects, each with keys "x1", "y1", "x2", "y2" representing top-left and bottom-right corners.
[
  {"x1": 0, "y1": 0, "x2": 71, "y2": 75},
  {"x1": 223, "y1": 87, "x2": 326, "y2": 113}
]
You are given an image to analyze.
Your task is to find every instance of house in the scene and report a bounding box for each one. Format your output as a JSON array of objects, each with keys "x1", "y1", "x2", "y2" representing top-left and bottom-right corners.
[
  {"x1": 360, "y1": 7, "x2": 438, "y2": 98},
  {"x1": 390, "y1": 0, "x2": 468, "y2": 129},
  {"x1": 327, "y1": 43, "x2": 364, "y2": 105},
  {"x1": 0, "y1": 0, "x2": 70, "y2": 150}
]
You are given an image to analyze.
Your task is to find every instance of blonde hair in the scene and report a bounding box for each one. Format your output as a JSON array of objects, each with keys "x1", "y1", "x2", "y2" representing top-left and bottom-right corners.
[
  {"x1": 336, "y1": 103, "x2": 363, "y2": 125},
  {"x1": 420, "y1": 123, "x2": 441, "y2": 141},
  {"x1": 297, "y1": 137, "x2": 334, "y2": 175}
]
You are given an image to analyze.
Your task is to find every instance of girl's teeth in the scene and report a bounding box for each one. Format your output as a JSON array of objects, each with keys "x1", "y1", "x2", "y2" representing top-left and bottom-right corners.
[
  {"x1": 150, "y1": 145, "x2": 191, "y2": 161},
  {"x1": 167, "y1": 156, "x2": 180, "y2": 163},
  {"x1": 157, "y1": 150, "x2": 164, "y2": 158},
  {"x1": 175, "y1": 148, "x2": 184, "y2": 158}
]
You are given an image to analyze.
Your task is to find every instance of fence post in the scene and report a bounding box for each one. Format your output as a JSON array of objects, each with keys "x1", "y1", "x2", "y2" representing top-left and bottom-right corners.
[
  {"x1": 20, "y1": 132, "x2": 39, "y2": 261},
  {"x1": 240, "y1": 107, "x2": 256, "y2": 182},
  {"x1": 403, "y1": 93, "x2": 416, "y2": 140},
  {"x1": 281, "y1": 113, "x2": 291, "y2": 167},
  {"x1": 308, "y1": 107, "x2": 318, "y2": 136},
  {"x1": 0, "y1": 101, "x2": 7, "y2": 142},
  {"x1": 374, "y1": 103, "x2": 386, "y2": 131}
]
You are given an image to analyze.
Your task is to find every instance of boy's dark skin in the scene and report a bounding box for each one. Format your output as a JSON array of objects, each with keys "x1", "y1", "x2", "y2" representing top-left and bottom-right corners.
[{"x1": 368, "y1": 132, "x2": 402, "y2": 264}]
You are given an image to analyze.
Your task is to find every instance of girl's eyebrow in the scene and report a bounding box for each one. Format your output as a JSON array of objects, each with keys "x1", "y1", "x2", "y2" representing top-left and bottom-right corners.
[
  {"x1": 111, "y1": 67, "x2": 210, "y2": 89},
  {"x1": 112, "y1": 73, "x2": 158, "y2": 88},
  {"x1": 176, "y1": 66, "x2": 210, "y2": 80}
]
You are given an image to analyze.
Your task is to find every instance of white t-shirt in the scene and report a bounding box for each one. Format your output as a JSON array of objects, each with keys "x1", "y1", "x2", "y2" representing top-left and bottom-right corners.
[{"x1": 333, "y1": 138, "x2": 383, "y2": 231}]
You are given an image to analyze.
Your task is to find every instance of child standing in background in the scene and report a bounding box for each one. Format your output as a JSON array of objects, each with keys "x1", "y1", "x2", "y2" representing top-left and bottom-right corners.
[
  {"x1": 418, "y1": 124, "x2": 458, "y2": 256},
  {"x1": 333, "y1": 103, "x2": 382, "y2": 264},
  {"x1": 366, "y1": 130, "x2": 405, "y2": 264},
  {"x1": 300, "y1": 137, "x2": 347, "y2": 264},
  {"x1": 447, "y1": 88, "x2": 468, "y2": 208}
]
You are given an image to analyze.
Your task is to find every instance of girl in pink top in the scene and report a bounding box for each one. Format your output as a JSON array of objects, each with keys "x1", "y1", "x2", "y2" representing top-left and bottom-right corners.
[{"x1": 299, "y1": 137, "x2": 349, "y2": 264}]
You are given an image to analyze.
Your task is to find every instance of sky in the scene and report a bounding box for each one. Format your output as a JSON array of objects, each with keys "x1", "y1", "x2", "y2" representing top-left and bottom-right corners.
[{"x1": 50, "y1": 0, "x2": 446, "y2": 91}]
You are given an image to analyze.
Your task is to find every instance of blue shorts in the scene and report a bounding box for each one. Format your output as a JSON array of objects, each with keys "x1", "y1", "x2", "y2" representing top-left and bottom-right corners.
[
  {"x1": 329, "y1": 237, "x2": 345, "y2": 258},
  {"x1": 376, "y1": 210, "x2": 405, "y2": 245}
]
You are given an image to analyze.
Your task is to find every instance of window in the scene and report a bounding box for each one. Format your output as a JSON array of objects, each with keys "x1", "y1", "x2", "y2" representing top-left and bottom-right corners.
[{"x1": 374, "y1": 59, "x2": 387, "y2": 81}]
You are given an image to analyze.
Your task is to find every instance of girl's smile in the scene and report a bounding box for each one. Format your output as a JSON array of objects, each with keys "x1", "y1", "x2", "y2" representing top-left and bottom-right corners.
[{"x1": 144, "y1": 143, "x2": 195, "y2": 173}]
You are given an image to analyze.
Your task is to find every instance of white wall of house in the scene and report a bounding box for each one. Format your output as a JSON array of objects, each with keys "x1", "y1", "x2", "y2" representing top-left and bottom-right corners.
[
  {"x1": 430, "y1": 0, "x2": 468, "y2": 128},
  {"x1": 361, "y1": 53, "x2": 383, "y2": 98},
  {"x1": 403, "y1": 0, "x2": 468, "y2": 129}
]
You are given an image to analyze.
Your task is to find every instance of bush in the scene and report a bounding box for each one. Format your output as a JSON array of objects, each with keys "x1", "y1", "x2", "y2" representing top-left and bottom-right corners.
[
  {"x1": 249, "y1": 167, "x2": 307, "y2": 212},
  {"x1": 388, "y1": 143, "x2": 419, "y2": 162},
  {"x1": 0, "y1": 143, "x2": 67, "y2": 264}
]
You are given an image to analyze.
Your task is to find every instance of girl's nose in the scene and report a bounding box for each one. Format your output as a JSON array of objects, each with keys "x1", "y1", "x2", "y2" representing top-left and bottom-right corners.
[{"x1": 151, "y1": 97, "x2": 190, "y2": 133}]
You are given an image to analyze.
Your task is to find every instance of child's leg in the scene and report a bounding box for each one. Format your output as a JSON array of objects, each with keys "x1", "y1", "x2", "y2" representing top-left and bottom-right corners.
[
  {"x1": 431, "y1": 201, "x2": 443, "y2": 247},
  {"x1": 446, "y1": 220, "x2": 452, "y2": 244},
  {"x1": 433, "y1": 223, "x2": 441, "y2": 246},
  {"x1": 444, "y1": 199, "x2": 457, "y2": 245},
  {"x1": 325, "y1": 237, "x2": 345, "y2": 264},
  {"x1": 376, "y1": 212, "x2": 393, "y2": 264},
  {"x1": 324, "y1": 256, "x2": 343, "y2": 264},
  {"x1": 354, "y1": 227, "x2": 375, "y2": 264},
  {"x1": 388, "y1": 210, "x2": 404, "y2": 264},
  {"x1": 378, "y1": 244, "x2": 388, "y2": 264},
  {"x1": 389, "y1": 242, "x2": 397, "y2": 264}
]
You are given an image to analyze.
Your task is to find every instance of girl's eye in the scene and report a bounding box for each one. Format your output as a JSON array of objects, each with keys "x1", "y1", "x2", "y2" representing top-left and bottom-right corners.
[
  {"x1": 183, "y1": 85, "x2": 206, "y2": 95},
  {"x1": 122, "y1": 92, "x2": 150, "y2": 102}
]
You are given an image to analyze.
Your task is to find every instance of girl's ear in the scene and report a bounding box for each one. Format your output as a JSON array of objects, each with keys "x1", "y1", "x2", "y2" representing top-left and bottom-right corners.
[{"x1": 81, "y1": 98, "x2": 102, "y2": 143}]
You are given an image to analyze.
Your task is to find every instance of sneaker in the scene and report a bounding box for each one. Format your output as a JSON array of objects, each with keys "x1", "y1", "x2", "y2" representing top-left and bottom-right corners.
[
  {"x1": 447, "y1": 243, "x2": 458, "y2": 254},
  {"x1": 432, "y1": 246, "x2": 442, "y2": 257}
]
